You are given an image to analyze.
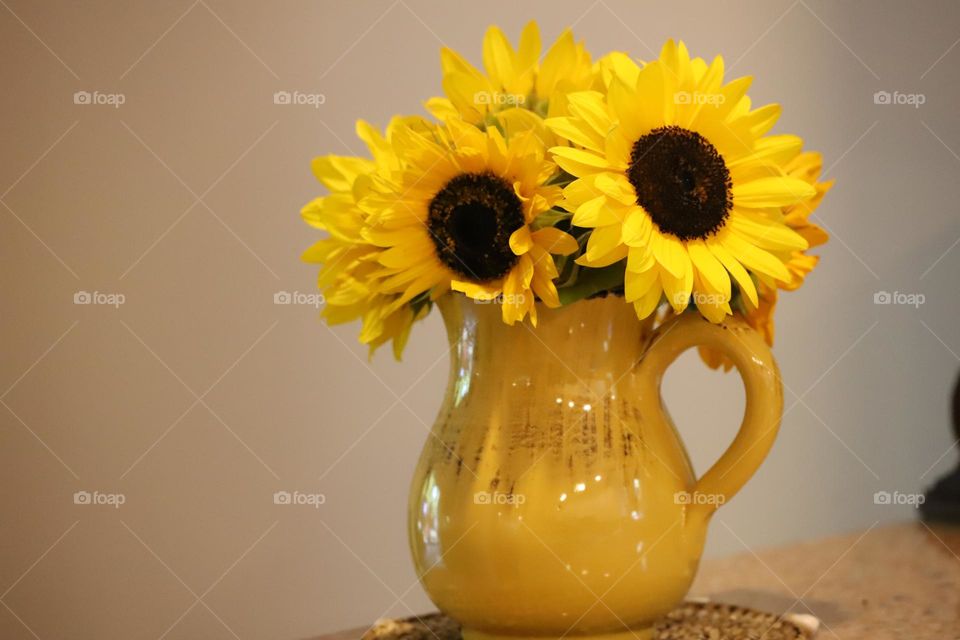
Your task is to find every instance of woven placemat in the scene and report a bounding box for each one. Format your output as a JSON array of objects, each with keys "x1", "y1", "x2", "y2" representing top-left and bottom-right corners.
[{"x1": 362, "y1": 602, "x2": 817, "y2": 640}]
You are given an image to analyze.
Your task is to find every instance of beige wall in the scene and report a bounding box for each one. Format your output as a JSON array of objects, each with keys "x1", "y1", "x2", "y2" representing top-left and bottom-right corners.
[{"x1": 2, "y1": 0, "x2": 959, "y2": 638}]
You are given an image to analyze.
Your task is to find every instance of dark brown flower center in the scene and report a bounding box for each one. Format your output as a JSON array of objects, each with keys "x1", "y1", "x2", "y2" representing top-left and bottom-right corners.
[
  {"x1": 627, "y1": 126, "x2": 733, "y2": 241},
  {"x1": 427, "y1": 172, "x2": 524, "y2": 281}
]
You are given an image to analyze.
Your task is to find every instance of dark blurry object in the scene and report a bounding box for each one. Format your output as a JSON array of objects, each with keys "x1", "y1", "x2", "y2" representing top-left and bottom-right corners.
[{"x1": 921, "y1": 371, "x2": 960, "y2": 523}]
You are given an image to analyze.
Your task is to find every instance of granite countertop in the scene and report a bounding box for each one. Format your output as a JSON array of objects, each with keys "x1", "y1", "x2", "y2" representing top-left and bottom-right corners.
[
  {"x1": 689, "y1": 521, "x2": 960, "y2": 639},
  {"x1": 311, "y1": 521, "x2": 960, "y2": 640}
]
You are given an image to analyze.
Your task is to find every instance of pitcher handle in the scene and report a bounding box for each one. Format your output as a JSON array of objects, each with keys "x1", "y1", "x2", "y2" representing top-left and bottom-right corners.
[{"x1": 638, "y1": 312, "x2": 783, "y2": 519}]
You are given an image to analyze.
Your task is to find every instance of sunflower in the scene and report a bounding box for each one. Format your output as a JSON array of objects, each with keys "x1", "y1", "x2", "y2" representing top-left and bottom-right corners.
[
  {"x1": 699, "y1": 149, "x2": 833, "y2": 369},
  {"x1": 301, "y1": 117, "x2": 431, "y2": 359},
  {"x1": 425, "y1": 21, "x2": 595, "y2": 126},
  {"x1": 779, "y1": 150, "x2": 832, "y2": 290},
  {"x1": 546, "y1": 40, "x2": 817, "y2": 324},
  {"x1": 360, "y1": 117, "x2": 578, "y2": 326}
]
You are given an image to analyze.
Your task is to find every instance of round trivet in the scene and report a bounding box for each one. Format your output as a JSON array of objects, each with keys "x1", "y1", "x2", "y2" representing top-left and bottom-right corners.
[
  {"x1": 362, "y1": 602, "x2": 814, "y2": 640},
  {"x1": 657, "y1": 602, "x2": 811, "y2": 639}
]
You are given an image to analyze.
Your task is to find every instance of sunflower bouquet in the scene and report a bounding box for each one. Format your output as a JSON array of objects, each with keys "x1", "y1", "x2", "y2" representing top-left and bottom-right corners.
[{"x1": 302, "y1": 23, "x2": 831, "y2": 365}]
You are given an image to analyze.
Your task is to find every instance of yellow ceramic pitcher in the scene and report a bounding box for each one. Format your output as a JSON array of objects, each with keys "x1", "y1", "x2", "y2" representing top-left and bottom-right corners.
[{"x1": 408, "y1": 294, "x2": 783, "y2": 640}]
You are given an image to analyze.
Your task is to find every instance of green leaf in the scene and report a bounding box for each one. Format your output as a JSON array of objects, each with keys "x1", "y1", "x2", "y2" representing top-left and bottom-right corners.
[
  {"x1": 557, "y1": 262, "x2": 626, "y2": 306},
  {"x1": 531, "y1": 208, "x2": 572, "y2": 231},
  {"x1": 409, "y1": 291, "x2": 433, "y2": 317}
]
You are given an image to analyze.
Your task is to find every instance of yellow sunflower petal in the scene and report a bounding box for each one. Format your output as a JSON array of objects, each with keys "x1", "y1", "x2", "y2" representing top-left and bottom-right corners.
[
  {"x1": 650, "y1": 232, "x2": 690, "y2": 280},
  {"x1": 361, "y1": 225, "x2": 423, "y2": 247},
  {"x1": 706, "y1": 238, "x2": 758, "y2": 307},
  {"x1": 570, "y1": 194, "x2": 624, "y2": 228},
  {"x1": 532, "y1": 227, "x2": 578, "y2": 255},
  {"x1": 452, "y1": 279, "x2": 501, "y2": 300},
  {"x1": 545, "y1": 116, "x2": 606, "y2": 152},
  {"x1": 560, "y1": 174, "x2": 602, "y2": 210},
  {"x1": 424, "y1": 96, "x2": 459, "y2": 121},
  {"x1": 627, "y1": 244, "x2": 655, "y2": 273},
  {"x1": 628, "y1": 61, "x2": 669, "y2": 136},
  {"x1": 634, "y1": 280, "x2": 663, "y2": 319},
  {"x1": 583, "y1": 224, "x2": 624, "y2": 263},
  {"x1": 500, "y1": 256, "x2": 534, "y2": 324},
  {"x1": 727, "y1": 210, "x2": 810, "y2": 251},
  {"x1": 595, "y1": 172, "x2": 637, "y2": 206},
  {"x1": 625, "y1": 267, "x2": 658, "y2": 303},
  {"x1": 660, "y1": 39, "x2": 694, "y2": 92},
  {"x1": 660, "y1": 257, "x2": 693, "y2": 313},
  {"x1": 739, "y1": 103, "x2": 782, "y2": 138},
  {"x1": 718, "y1": 230, "x2": 791, "y2": 282},
  {"x1": 604, "y1": 129, "x2": 632, "y2": 171},
  {"x1": 537, "y1": 29, "x2": 576, "y2": 98},
  {"x1": 608, "y1": 78, "x2": 645, "y2": 141},
  {"x1": 550, "y1": 146, "x2": 614, "y2": 177},
  {"x1": 531, "y1": 270, "x2": 561, "y2": 307},
  {"x1": 509, "y1": 225, "x2": 534, "y2": 255},
  {"x1": 692, "y1": 271, "x2": 731, "y2": 323},
  {"x1": 713, "y1": 76, "x2": 752, "y2": 120},
  {"x1": 516, "y1": 21, "x2": 541, "y2": 74},
  {"x1": 528, "y1": 243, "x2": 558, "y2": 278},
  {"x1": 442, "y1": 71, "x2": 490, "y2": 122},
  {"x1": 440, "y1": 46, "x2": 479, "y2": 76},
  {"x1": 727, "y1": 134, "x2": 804, "y2": 170},
  {"x1": 575, "y1": 240, "x2": 628, "y2": 268},
  {"x1": 395, "y1": 270, "x2": 445, "y2": 306},
  {"x1": 732, "y1": 176, "x2": 816, "y2": 208},
  {"x1": 301, "y1": 197, "x2": 327, "y2": 230},
  {"x1": 564, "y1": 91, "x2": 612, "y2": 138},
  {"x1": 311, "y1": 155, "x2": 371, "y2": 191},
  {"x1": 680, "y1": 55, "x2": 725, "y2": 129},
  {"x1": 378, "y1": 237, "x2": 435, "y2": 268},
  {"x1": 598, "y1": 51, "x2": 641, "y2": 87},
  {"x1": 482, "y1": 25, "x2": 517, "y2": 90},
  {"x1": 687, "y1": 240, "x2": 731, "y2": 298},
  {"x1": 622, "y1": 208, "x2": 655, "y2": 249}
]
